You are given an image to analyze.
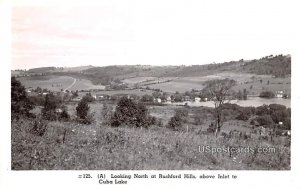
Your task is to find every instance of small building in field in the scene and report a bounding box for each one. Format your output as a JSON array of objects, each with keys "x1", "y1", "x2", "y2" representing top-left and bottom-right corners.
[
  {"x1": 166, "y1": 96, "x2": 172, "y2": 102},
  {"x1": 275, "y1": 90, "x2": 284, "y2": 98},
  {"x1": 183, "y1": 96, "x2": 191, "y2": 101},
  {"x1": 281, "y1": 130, "x2": 291, "y2": 136},
  {"x1": 73, "y1": 97, "x2": 82, "y2": 101},
  {"x1": 155, "y1": 98, "x2": 162, "y2": 103},
  {"x1": 201, "y1": 97, "x2": 208, "y2": 102},
  {"x1": 55, "y1": 108, "x2": 63, "y2": 113},
  {"x1": 195, "y1": 97, "x2": 201, "y2": 102}
]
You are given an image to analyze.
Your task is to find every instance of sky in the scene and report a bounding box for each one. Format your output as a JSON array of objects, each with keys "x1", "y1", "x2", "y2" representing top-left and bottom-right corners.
[{"x1": 11, "y1": 0, "x2": 299, "y2": 70}]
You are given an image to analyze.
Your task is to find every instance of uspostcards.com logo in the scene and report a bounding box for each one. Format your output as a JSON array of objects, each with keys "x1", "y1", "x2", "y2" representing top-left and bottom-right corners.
[{"x1": 198, "y1": 145, "x2": 277, "y2": 155}]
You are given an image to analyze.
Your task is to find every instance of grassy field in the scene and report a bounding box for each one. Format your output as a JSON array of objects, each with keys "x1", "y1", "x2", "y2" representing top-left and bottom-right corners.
[
  {"x1": 68, "y1": 78, "x2": 105, "y2": 91},
  {"x1": 78, "y1": 89, "x2": 154, "y2": 98},
  {"x1": 121, "y1": 77, "x2": 157, "y2": 84},
  {"x1": 18, "y1": 76, "x2": 75, "y2": 92},
  {"x1": 12, "y1": 102, "x2": 290, "y2": 170},
  {"x1": 18, "y1": 76, "x2": 106, "y2": 92},
  {"x1": 144, "y1": 72, "x2": 291, "y2": 94},
  {"x1": 17, "y1": 72, "x2": 291, "y2": 95}
]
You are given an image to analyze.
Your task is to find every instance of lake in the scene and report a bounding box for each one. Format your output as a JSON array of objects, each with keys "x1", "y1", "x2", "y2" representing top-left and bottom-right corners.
[{"x1": 164, "y1": 97, "x2": 291, "y2": 108}]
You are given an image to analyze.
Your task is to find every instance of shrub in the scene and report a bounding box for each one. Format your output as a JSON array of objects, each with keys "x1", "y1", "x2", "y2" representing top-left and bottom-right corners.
[
  {"x1": 31, "y1": 118, "x2": 48, "y2": 137},
  {"x1": 28, "y1": 95, "x2": 45, "y2": 106},
  {"x1": 175, "y1": 108, "x2": 189, "y2": 122},
  {"x1": 236, "y1": 111, "x2": 250, "y2": 121},
  {"x1": 140, "y1": 94, "x2": 154, "y2": 102},
  {"x1": 236, "y1": 107, "x2": 255, "y2": 121},
  {"x1": 76, "y1": 99, "x2": 89, "y2": 119},
  {"x1": 269, "y1": 104, "x2": 286, "y2": 113},
  {"x1": 82, "y1": 93, "x2": 95, "y2": 102},
  {"x1": 111, "y1": 97, "x2": 151, "y2": 128},
  {"x1": 167, "y1": 108, "x2": 189, "y2": 131},
  {"x1": 256, "y1": 105, "x2": 270, "y2": 116},
  {"x1": 101, "y1": 102, "x2": 113, "y2": 126},
  {"x1": 255, "y1": 115, "x2": 274, "y2": 126},
  {"x1": 157, "y1": 118, "x2": 163, "y2": 127},
  {"x1": 167, "y1": 114, "x2": 183, "y2": 131},
  {"x1": 42, "y1": 93, "x2": 59, "y2": 121},
  {"x1": 11, "y1": 77, "x2": 34, "y2": 119},
  {"x1": 222, "y1": 103, "x2": 241, "y2": 111},
  {"x1": 59, "y1": 106, "x2": 70, "y2": 121},
  {"x1": 271, "y1": 110, "x2": 289, "y2": 123},
  {"x1": 207, "y1": 122, "x2": 216, "y2": 133},
  {"x1": 259, "y1": 91, "x2": 275, "y2": 98},
  {"x1": 194, "y1": 113, "x2": 203, "y2": 125},
  {"x1": 283, "y1": 118, "x2": 291, "y2": 130},
  {"x1": 76, "y1": 98, "x2": 93, "y2": 124}
]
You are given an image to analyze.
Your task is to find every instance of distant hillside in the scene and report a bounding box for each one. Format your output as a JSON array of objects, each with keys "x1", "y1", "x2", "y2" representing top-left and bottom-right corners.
[
  {"x1": 159, "y1": 54, "x2": 291, "y2": 78},
  {"x1": 62, "y1": 65, "x2": 95, "y2": 72},
  {"x1": 14, "y1": 54, "x2": 291, "y2": 85},
  {"x1": 27, "y1": 67, "x2": 57, "y2": 73},
  {"x1": 238, "y1": 55, "x2": 291, "y2": 77}
]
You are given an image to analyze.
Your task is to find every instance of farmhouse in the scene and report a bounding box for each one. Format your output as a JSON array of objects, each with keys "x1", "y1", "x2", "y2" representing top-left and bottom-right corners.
[
  {"x1": 201, "y1": 97, "x2": 208, "y2": 102},
  {"x1": 55, "y1": 108, "x2": 63, "y2": 113},
  {"x1": 183, "y1": 96, "x2": 191, "y2": 101},
  {"x1": 281, "y1": 130, "x2": 291, "y2": 136},
  {"x1": 275, "y1": 90, "x2": 284, "y2": 98},
  {"x1": 155, "y1": 98, "x2": 162, "y2": 103},
  {"x1": 73, "y1": 97, "x2": 82, "y2": 101},
  {"x1": 166, "y1": 96, "x2": 172, "y2": 102},
  {"x1": 195, "y1": 97, "x2": 201, "y2": 102}
]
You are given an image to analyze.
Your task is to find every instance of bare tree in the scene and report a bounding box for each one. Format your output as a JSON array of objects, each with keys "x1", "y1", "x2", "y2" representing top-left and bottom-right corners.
[{"x1": 204, "y1": 79, "x2": 236, "y2": 137}]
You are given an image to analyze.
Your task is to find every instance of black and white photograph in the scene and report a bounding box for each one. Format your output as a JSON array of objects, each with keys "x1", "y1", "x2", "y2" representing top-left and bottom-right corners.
[{"x1": 1, "y1": 0, "x2": 300, "y2": 188}]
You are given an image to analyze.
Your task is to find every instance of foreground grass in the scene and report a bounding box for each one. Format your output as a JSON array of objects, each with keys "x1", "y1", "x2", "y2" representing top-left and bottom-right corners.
[{"x1": 11, "y1": 118, "x2": 290, "y2": 170}]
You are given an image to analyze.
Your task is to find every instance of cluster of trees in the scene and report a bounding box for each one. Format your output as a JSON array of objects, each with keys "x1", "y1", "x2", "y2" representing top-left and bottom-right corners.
[
  {"x1": 167, "y1": 108, "x2": 189, "y2": 131},
  {"x1": 259, "y1": 91, "x2": 275, "y2": 98},
  {"x1": 241, "y1": 55, "x2": 291, "y2": 77},
  {"x1": 110, "y1": 97, "x2": 156, "y2": 128},
  {"x1": 12, "y1": 76, "x2": 291, "y2": 136},
  {"x1": 11, "y1": 77, "x2": 35, "y2": 119},
  {"x1": 203, "y1": 79, "x2": 237, "y2": 136},
  {"x1": 253, "y1": 104, "x2": 291, "y2": 129},
  {"x1": 222, "y1": 102, "x2": 291, "y2": 130},
  {"x1": 235, "y1": 89, "x2": 248, "y2": 100}
]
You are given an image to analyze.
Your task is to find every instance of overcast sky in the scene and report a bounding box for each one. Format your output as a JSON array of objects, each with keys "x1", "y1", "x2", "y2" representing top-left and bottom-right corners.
[{"x1": 12, "y1": 0, "x2": 298, "y2": 70}]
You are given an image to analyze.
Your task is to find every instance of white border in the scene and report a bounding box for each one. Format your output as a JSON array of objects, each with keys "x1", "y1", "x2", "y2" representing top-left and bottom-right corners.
[{"x1": 1, "y1": 1, "x2": 300, "y2": 189}]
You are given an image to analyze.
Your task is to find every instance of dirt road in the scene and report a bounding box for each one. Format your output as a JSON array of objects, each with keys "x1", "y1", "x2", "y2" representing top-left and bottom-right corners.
[{"x1": 64, "y1": 78, "x2": 76, "y2": 92}]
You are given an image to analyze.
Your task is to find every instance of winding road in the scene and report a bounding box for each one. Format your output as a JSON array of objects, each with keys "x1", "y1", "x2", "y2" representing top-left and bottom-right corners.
[{"x1": 64, "y1": 78, "x2": 77, "y2": 92}]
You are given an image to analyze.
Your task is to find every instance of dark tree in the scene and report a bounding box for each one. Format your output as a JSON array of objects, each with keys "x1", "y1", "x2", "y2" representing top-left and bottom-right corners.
[
  {"x1": 11, "y1": 77, "x2": 34, "y2": 119},
  {"x1": 111, "y1": 97, "x2": 150, "y2": 128},
  {"x1": 101, "y1": 102, "x2": 113, "y2": 126},
  {"x1": 167, "y1": 108, "x2": 189, "y2": 131},
  {"x1": 243, "y1": 88, "x2": 248, "y2": 100},
  {"x1": 259, "y1": 91, "x2": 275, "y2": 98},
  {"x1": 76, "y1": 98, "x2": 90, "y2": 120},
  {"x1": 42, "y1": 93, "x2": 58, "y2": 120},
  {"x1": 203, "y1": 79, "x2": 236, "y2": 136}
]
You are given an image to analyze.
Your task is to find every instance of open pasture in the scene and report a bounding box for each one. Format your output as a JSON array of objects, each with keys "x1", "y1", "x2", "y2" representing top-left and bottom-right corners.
[
  {"x1": 68, "y1": 78, "x2": 105, "y2": 91},
  {"x1": 18, "y1": 76, "x2": 75, "y2": 92}
]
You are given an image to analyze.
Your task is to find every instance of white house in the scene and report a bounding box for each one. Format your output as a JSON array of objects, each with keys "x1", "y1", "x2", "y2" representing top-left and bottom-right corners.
[
  {"x1": 275, "y1": 90, "x2": 284, "y2": 98},
  {"x1": 201, "y1": 97, "x2": 208, "y2": 102},
  {"x1": 156, "y1": 98, "x2": 162, "y2": 103},
  {"x1": 166, "y1": 96, "x2": 172, "y2": 102},
  {"x1": 195, "y1": 97, "x2": 201, "y2": 102},
  {"x1": 73, "y1": 97, "x2": 82, "y2": 101}
]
